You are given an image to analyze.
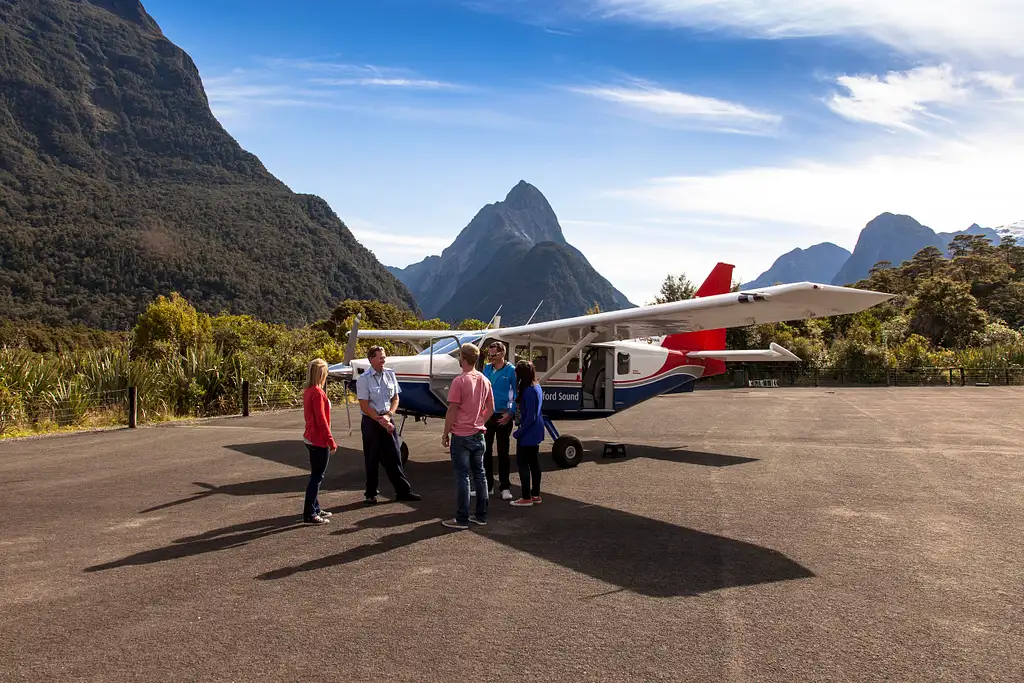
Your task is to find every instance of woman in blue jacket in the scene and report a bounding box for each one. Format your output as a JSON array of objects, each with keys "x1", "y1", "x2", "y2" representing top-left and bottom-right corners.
[{"x1": 511, "y1": 360, "x2": 544, "y2": 506}]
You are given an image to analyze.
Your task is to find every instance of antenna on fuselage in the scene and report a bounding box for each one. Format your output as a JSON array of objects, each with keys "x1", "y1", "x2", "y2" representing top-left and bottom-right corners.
[
  {"x1": 483, "y1": 305, "x2": 503, "y2": 330},
  {"x1": 524, "y1": 300, "x2": 544, "y2": 325}
]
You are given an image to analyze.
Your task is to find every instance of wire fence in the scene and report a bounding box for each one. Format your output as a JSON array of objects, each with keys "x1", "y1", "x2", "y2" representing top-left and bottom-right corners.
[
  {"x1": 0, "y1": 379, "x2": 361, "y2": 439},
  {"x1": 3, "y1": 366, "x2": 1021, "y2": 440},
  {"x1": 1, "y1": 388, "x2": 130, "y2": 437},
  {"x1": 700, "y1": 364, "x2": 1024, "y2": 388}
]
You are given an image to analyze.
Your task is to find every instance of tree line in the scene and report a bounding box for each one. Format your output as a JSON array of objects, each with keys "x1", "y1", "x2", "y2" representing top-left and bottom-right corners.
[
  {"x1": 3, "y1": 234, "x2": 1021, "y2": 436},
  {"x1": 652, "y1": 234, "x2": 1024, "y2": 370},
  {"x1": 0, "y1": 294, "x2": 485, "y2": 437}
]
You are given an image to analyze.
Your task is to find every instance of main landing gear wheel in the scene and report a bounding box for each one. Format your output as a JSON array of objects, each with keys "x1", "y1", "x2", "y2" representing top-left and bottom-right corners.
[
  {"x1": 400, "y1": 441, "x2": 409, "y2": 465},
  {"x1": 552, "y1": 435, "x2": 584, "y2": 468}
]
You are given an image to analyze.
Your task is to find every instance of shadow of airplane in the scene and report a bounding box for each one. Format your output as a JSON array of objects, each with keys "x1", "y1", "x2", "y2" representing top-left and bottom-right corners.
[
  {"x1": 582, "y1": 441, "x2": 760, "y2": 467},
  {"x1": 96, "y1": 438, "x2": 811, "y2": 597}
]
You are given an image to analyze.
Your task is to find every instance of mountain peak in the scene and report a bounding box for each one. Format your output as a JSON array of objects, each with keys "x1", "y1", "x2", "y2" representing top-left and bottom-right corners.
[
  {"x1": 81, "y1": 0, "x2": 161, "y2": 32},
  {"x1": 740, "y1": 241, "x2": 851, "y2": 289},
  {"x1": 501, "y1": 179, "x2": 559, "y2": 221},
  {"x1": 389, "y1": 181, "x2": 629, "y2": 320}
]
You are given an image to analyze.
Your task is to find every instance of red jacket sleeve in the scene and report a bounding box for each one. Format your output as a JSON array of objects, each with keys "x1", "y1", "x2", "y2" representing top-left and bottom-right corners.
[{"x1": 314, "y1": 388, "x2": 336, "y2": 450}]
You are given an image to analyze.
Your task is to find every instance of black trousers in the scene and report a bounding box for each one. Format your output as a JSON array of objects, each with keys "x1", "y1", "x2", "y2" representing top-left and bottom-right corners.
[
  {"x1": 304, "y1": 445, "x2": 331, "y2": 519},
  {"x1": 516, "y1": 444, "x2": 541, "y2": 498},
  {"x1": 361, "y1": 415, "x2": 412, "y2": 498},
  {"x1": 484, "y1": 413, "x2": 513, "y2": 491}
]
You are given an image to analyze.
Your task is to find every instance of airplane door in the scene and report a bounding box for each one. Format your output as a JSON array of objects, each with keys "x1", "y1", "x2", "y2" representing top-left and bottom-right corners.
[
  {"x1": 517, "y1": 343, "x2": 583, "y2": 413},
  {"x1": 581, "y1": 346, "x2": 613, "y2": 411}
]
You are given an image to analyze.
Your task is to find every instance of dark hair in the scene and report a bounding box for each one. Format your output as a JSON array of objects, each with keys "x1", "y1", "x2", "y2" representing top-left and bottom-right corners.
[
  {"x1": 515, "y1": 360, "x2": 535, "y2": 404},
  {"x1": 367, "y1": 345, "x2": 384, "y2": 360}
]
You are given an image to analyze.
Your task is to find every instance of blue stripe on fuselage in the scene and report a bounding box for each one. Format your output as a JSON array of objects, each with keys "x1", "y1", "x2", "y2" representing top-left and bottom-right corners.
[{"x1": 390, "y1": 371, "x2": 696, "y2": 421}]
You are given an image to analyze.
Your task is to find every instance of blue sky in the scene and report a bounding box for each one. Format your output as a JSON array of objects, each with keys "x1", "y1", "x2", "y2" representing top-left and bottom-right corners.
[{"x1": 142, "y1": 0, "x2": 1024, "y2": 302}]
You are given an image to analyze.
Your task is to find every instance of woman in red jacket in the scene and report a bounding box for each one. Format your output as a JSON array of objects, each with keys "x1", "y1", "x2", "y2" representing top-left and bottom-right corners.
[{"x1": 302, "y1": 358, "x2": 337, "y2": 524}]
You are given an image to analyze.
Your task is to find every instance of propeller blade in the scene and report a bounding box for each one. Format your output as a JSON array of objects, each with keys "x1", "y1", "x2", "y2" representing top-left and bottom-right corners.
[{"x1": 344, "y1": 313, "x2": 361, "y2": 365}]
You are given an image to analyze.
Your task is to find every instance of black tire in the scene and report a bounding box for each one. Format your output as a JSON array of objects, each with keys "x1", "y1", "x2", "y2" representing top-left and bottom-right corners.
[
  {"x1": 552, "y1": 435, "x2": 584, "y2": 468},
  {"x1": 400, "y1": 440, "x2": 409, "y2": 465}
]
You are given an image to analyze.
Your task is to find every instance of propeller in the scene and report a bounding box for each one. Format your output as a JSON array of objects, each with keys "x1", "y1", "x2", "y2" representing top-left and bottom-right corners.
[{"x1": 342, "y1": 313, "x2": 361, "y2": 435}]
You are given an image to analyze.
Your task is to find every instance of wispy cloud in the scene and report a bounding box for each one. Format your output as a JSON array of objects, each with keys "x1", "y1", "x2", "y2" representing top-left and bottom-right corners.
[
  {"x1": 310, "y1": 77, "x2": 459, "y2": 89},
  {"x1": 255, "y1": 59, "x2": 462, "y2": 89},
  {"x1": 200, "y1": 60, "x2": 523, "y2": 129},
  {"x1": 605, "y1": 114, "x2": 1024, "y2": 239},
  {"x1": 569, "y1": 80, "x2": 781, "y2": 134},
  {"x1": 827, "y1": 64, "x2": 1020, "y2": 132},
  {"x1": 561, "y1": 0, "x2": 1024, "y2": 60},
  {"x1": 260, "y1": 59, "x2": 462, "y2": 88},
  {"x1": 347, "y1": 219, "x2": 453, "y2": 263}
]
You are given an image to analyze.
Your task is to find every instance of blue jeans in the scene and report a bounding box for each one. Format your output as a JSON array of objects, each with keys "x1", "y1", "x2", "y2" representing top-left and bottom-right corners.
[
  {"x1": 304, "y1": 445, "x2": 331, "y2": 520},
  {"x1": 451, "y1": 433, "x2": 487, "y2": 524}
]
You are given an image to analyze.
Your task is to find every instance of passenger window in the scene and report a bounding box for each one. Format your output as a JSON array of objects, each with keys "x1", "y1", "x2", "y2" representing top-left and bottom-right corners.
[
  {"x1": 617, "y1": 352, "x2": 631, "y2": 375},
  {"x1": 532, "y1": 346, "x2": 551, "y2": 373},
  {"x1": 567, "y1": 355, "x2": 580, "y2": 374},
  {"x1": 514, "y1": 345, "x2": 529, "y2": 363}
]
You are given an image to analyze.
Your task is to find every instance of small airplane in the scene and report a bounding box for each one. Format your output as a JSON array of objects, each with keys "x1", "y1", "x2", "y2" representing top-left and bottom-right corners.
[{"x1": 328, "y1": 263, "x2": 893, "y2": 468}]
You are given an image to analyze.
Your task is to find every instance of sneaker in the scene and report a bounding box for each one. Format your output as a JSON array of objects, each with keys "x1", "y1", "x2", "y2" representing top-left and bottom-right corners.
[
  {"x1": 501, "y1": 489, "x2": 513, "y2": 501},
  {"x1": 442, "y1": 518, "x2": 469, "y2": 530},
  {"x1": 316, "y1": 510, "x2": 333, "y2": 518},
  {"x1": 531, "y1": 496, "x2": 542, "y2": 504},
  {"x1": 396, "y1": 492, "x2": 422, "y2": 502},
  {"x1": 510, "y1": 498, "x2": 533, "y2": 507},
  {"x1": 468, "y1": 516, "x2": 487, "y2": 526},
  {"x1": 364, "y1": 496, "x2": 378, "y2": 505},
  {"x1": 304, "y1": 515, "x2": 329, "y2": 524}
]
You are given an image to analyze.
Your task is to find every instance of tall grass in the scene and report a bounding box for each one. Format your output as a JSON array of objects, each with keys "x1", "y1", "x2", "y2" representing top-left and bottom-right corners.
[{"x1": 0, "y1": 340, "x2": 329, "y2": 437}]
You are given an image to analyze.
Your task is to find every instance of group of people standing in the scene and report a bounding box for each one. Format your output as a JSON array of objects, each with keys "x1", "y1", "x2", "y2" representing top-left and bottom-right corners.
[{"x1": 299, "y1": 340, "x2": 544, "y2": 529}]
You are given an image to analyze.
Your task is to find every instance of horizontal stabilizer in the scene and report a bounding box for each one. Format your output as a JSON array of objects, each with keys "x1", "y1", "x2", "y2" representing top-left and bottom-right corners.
[{"x1": 686, "y1": 342, "x2": 801, "y2": 362}]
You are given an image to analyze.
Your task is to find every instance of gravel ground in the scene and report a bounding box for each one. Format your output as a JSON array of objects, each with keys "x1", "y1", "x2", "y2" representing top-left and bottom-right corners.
[{"x1": 1, "y1": 387, "x2": 1021, "y2": 682}]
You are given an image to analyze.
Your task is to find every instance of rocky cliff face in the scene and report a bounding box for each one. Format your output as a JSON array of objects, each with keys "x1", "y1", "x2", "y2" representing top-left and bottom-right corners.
[
  {"x1": 0, "y1": 0, "x2": 416, "y2": 328},
  {"x1": 390, "y1": 181, "x2": 633, "y2": 323}
]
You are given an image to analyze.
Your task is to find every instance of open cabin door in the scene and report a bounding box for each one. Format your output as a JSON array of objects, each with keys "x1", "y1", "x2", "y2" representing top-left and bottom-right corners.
[
  {"x1": 514, "y1": 342, "x2": 589, "y2": 413},
  {"x1": 581, "y1": 346, "x2": 615, "y2": 411}
]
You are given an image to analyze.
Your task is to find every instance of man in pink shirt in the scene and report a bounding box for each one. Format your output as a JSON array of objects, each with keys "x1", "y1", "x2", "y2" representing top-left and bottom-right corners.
[{"x1": 441, "y1": 342, "x2": 494, "y2": 529}]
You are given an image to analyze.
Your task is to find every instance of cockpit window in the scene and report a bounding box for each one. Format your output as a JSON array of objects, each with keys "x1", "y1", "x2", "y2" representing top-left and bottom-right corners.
[{"x1": 419, "y1": 334, "x2": 483, "y2": 356}]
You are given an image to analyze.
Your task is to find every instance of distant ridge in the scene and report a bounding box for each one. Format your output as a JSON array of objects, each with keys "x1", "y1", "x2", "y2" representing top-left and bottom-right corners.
[
  {"x1": 741, "y1": 243, "x2": 851, "y2": 289},
  {"x1": 746, "y1": 213, "x2": 1016, "y2": 288}
]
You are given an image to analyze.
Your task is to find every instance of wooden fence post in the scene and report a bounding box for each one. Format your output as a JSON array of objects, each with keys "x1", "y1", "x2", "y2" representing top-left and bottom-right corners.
[
  {"x1": 242, "y1": 380, "x2": 250, "y2": 417},
  {"x1": 128, "y1": 387, "x2": 137, "y2": 428}
]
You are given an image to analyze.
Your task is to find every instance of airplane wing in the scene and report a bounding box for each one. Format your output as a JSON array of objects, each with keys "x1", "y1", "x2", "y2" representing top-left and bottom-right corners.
[
  {"x1": 484, "y1": 281, "x2": 894, "y2": 346},
  {"x1": 352, "y1": 329, "x2": 476, "y2": 341},
  {"x1": 347, "y1": 281, "x2": 892, "y2": 347}
]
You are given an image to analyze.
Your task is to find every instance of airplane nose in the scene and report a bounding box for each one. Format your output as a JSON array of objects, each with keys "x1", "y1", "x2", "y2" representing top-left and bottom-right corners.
[{"x1": 822, "y1": 285, "x2": 897, "y2": 313}]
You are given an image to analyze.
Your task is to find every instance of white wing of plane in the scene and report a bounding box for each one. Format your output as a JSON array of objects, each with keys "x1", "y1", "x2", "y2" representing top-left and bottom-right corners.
[{"x1": 352, "y1": 281, "x2": 894, "y2": 347}]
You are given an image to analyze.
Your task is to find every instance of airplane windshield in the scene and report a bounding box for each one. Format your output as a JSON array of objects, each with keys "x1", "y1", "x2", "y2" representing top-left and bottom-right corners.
[{"x1": 419, "y1": 334, "x2": 483, "y2": 356}]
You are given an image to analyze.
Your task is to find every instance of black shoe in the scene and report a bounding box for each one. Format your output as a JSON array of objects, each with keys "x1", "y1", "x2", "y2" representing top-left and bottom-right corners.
[
  {"x1": 363, "y1": 496, "x2": 378, "y2": 505},
  {"x1": 396, "y1": 492, "x2": 421, "y2": 502}
]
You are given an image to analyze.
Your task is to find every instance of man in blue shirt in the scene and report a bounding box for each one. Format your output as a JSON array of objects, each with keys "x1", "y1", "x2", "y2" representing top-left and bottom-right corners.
[
  {"x1": 482, "y1": 341, "x2": 516, "y2": 500},
  {"x1": 356, "y1": 345, "x2": 420, "y2": 505}
]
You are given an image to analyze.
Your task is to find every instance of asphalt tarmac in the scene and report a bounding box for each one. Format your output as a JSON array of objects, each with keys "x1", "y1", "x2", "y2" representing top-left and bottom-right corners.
[{"x1": 1, "y1": 387, "x2": 1022, "y2": 682}]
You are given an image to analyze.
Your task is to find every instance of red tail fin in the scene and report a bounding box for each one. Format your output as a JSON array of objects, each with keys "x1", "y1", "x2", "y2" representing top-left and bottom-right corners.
[{"x1": 660, "y1": 262, "x2": 734, "y2": 377}]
